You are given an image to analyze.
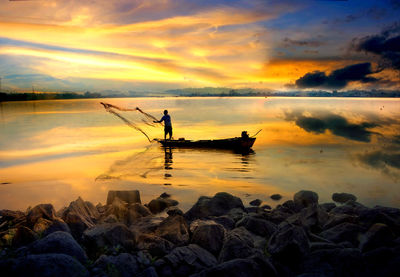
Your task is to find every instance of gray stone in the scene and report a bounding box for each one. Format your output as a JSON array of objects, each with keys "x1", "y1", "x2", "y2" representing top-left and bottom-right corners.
[
  {"x1": 92, "y1": 253, "x2": 149, "y2": 277},
  {"x1": 148, "y1": 198, "x2": 178, "y2": 214},
  {"x1": 322, "y1": 213, "x2": 358, "y2": 230},
  {"x1": 166, "y1": 207, "x2": 184, "y2": 216},
  {"x1": 286, "y1": 204, "x2": 330, "y2": 233},
  {"x1": 12, "y1": 254, "x2": 89, "y2": 277},
  {"x1": 270, "y1": 194, "x2": 282, "y2": 201},
  {"x1": 107, "y1": 190, "x2": 141, "y2": 205},
  {"x1": 332, "y1": 193, "x2": 357, "y2": 204},
  {"x1": 219, "y1": 227, "x2": 256, "y2": 262},
  {"x1": 12, "y1": 226, "x2": 37, "y2": 248},
  {"x1": 236, "y1": 216, "x2": 277, "y2": 238},
  {"x1": 30, "y1": 231, "x2": 87, "y2": 264},
  {"x1": 185, "y1": 192, "x2": 244, "y2": 220},
  {"x1": 359, "y1": 223, "x2": 395, "y2": 252},
  {"x1": 155, "y1": 215, "x2": 189, "y2": 246},
  {"x1": 191, "y1": 223, "x2": 225, "y2": 256},
  {"x1": 211, "y1": 216, "x2": 235, "y2": 230},
  {"x1": 137, "y1": 233, "x2": 174, "y2": 257},
  {"x1": 26, "y1": 204, "x2": 56, "y2": 227},
  {"x1": 83, "y1": 223, "x2": 137, "y2": 256},
  {"x1": 293, "y1": 190, "x2": 319, "y2": 208},
  {"x1": 320, "y1": 222, "x2": 364, "y2": 246},
  {"x1": 320, "y1": 203, "x2": 336, "y2": 212},
  {"x1": 267, "y1": 223, "x2": 310, "y2": 262},
  {"x1": 226, "y1": 208, "x2": 246, "y2": 222},
  {"x1": 330, "y1": 200, "x2": 368, "y2": 216},
  {"x1": 154, "y1": 244, "x2": 217, "y2": 277},
  {"x1": 130, "y1": 217, "x2": 165, "y2": 234},
  {"x1": 249, "y1": 199, "x2": 262, "y2": 206},
  {"x1": 191, "y1": 255, "x2": 277, "y2": 277}
]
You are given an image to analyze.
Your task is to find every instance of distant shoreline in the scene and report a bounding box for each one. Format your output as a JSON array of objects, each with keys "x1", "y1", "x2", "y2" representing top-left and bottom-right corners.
[{"x1": 1, "y1": 91, "x2": 400, "y2": 102}]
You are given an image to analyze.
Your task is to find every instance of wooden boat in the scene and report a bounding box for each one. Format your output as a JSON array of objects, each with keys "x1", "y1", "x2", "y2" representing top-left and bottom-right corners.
[{"x1": 154, "y1": 136, "x2": 256, "y2": 150}]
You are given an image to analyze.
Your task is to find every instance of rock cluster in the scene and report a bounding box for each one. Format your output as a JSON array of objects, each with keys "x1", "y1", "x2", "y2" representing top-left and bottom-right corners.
[{"x1": 1, "y1": 189, "x2": 400, "y2": 276}]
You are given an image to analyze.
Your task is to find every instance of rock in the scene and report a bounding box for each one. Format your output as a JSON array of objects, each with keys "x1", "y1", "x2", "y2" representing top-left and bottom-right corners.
[
  {"x1": 211, "y1": 216, "x2": 235, "y2": 230},
  {"x1": 191, "y1": 222, "x2": 225, "y2": 256},
  {"x1": 12, "y1": 226, "x2": 37, "y2": 247},
  {"x1": 103, "y1": 214, "x2": 118, "y2": 223},
  {"x1": 148, "y1": 198, "x2": 178, "y2": 214},
  {"x1": 154, "y1": 244, "x2": 217, "y2": 277},
  {"x1": 322, "y1": 213, "x2": 358, "y2": 230},
  {"x1": 106, "y1": 197, "x2": 128, "y2": 223},
  {"x1": 270, "y1": 194, "x2": 282, "y2": 201},
  {"x1": 0, "y1": 209, "x2": 25, "y2": 222},
  {"x1": 160, "y1": 192, "x2": 171, "y2": 199},
  {"x1": 293, "y1": 190, "x2": 319, "y2": 208},
  {"x1": 127, "y1": 203, "x2": 152, "y2": 225},
  {"x1": 26, "y1": 204, "x2": 56, "y2": 227},
  {"x1": 330, "y1": 200, "x2": 368, "y2": 216},
  {"x1": 226, "y1": 208, "x2": 246, "y2": 222},
  {"x1": 11, "y1": 254, "x2": 89, "y2": 277},
  {"x1": 219, "y1": 227, "x2": 256, "y2": 262},
  {"x1": 61, "y1": 197, "x2": 100, "y2": 239},
  {"x1": 303, "y1": 248, "x2": 364, "y2": 277},
  {"x1": 166, "y1": 207, "x2": 183, "y2": 217},
  {"x1": 33, "y1": 217, "x2": 70, "y2": 237},
  {"x1": 286, "y1": 204, "x2": 330, "y2": 233},
  {"x1": 249, "y1": 199, "x2": 262, "y2": 206},
  {"x1": 137, "y1": 266, "x2": 159, "y2": 277},
  {"x1": 236, "y1": 216, "x2": 277, "y2": 238},
  {"x1": 359, "y1": 223, "x2": 395, "y2": 252},
  {"x1": 189, "y1": 219, "x2": 217, "y2": 233},
  {"x1": 245, "y1": 206, "x2": 261, "y2": 213},
  {"x1": 83, "y1": 223, "x2": 137, "y2": 257},
  {"x1": 320, "y1": 203, "x2": 336, "y2": 212},
  {"x1": 320, "y1": 222, "x2": 364, "y2": 246},
  {"x1": 262, "y1": 209, "x2": 293, "y2": 225},
  {"x1": 359, "y1": 206, "x2": 400, "y2": 234},
  {"x1": 267, "y1": 223, "x2": 310, "y2": 263},
  {"x1": 332, "y1": 192, "x2": 357, "y2": 203},
  {"x1": 107, "y1": 190, "x2": 141, "y2": 205},
  {"x1": 310, "y1": 242, "x2": 344, "y2": 251},
  {"x1": 136, "y1": 233, "x2": 174, "y2": 257},
  {"x1": 30, "y1": 231, "x2": 87, "y2": 264},
  {"x1": 261, "y1": 204, "x2": 272, "y2": 210},
  {"x1": 192, "y1": 256, "x2": 277, "y2": 277},
  {"x1": 185, "y1": 192, "x2": 244, "y2": 220},
  {"x1": 155, "y1": 215, "x2": 189, "y2": 246},
  {"x1": 92, "y1": 252, "x2": 150, "y2": 277},
  {"x1": 130, "y1": 217, "x2": 165, "y2": 234}
]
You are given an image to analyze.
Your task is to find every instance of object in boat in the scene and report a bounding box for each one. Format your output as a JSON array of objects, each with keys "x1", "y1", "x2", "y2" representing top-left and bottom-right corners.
[{"x1": 154, "y1": 131, "x2": 256, "y2": 150}]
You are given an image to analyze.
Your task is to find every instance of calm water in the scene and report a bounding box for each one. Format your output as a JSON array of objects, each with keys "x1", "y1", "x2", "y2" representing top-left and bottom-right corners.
[{"x1": 1, "y1": 97, "x2": 399, "y2": 211}]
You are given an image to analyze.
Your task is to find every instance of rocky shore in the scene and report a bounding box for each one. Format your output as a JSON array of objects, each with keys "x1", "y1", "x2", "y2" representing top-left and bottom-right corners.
[{"x1": 1, "y1": 190, "x2": 400, "y2": 277}]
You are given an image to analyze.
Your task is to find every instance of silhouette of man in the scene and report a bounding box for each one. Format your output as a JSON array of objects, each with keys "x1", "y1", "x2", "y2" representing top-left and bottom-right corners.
[{"x1": 154, "y1": 110, "x2": 172, "y2": 140}]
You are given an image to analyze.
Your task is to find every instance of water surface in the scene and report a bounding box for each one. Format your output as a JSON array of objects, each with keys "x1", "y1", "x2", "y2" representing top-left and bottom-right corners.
[{"x1": 1, "y1": 97, "x2": 399, "y2": 211}]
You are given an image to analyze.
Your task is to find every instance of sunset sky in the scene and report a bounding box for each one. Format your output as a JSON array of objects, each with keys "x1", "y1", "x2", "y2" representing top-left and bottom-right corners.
[{"x1": 0, "y1": 0, "x2": 399, "y2": 93}]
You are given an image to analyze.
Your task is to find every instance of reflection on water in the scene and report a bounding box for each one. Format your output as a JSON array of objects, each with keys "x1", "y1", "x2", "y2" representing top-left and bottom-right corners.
[{"x1": 0, "y1": 97, "x2": 399, "y2": 211}]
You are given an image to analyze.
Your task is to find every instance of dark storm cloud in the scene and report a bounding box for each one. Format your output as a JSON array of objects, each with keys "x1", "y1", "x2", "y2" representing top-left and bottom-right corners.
[
  {"x1": 285, "y1": 112, "x2": 380, "y2": 142},
  {"x1": 353, "y1": 22, "x2": 400, "y2": 71},
  {"x1": 282, "y1": 38, "x2": 324, "y2": 48},
  {"x1": 295, "y1": 63, "x2": 379, "y2": 89}
]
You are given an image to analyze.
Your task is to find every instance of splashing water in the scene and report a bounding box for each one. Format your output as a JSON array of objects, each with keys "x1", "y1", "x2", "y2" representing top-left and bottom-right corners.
[{"x1": 100, "y1": 102, "x2": 162, "y2": 142}]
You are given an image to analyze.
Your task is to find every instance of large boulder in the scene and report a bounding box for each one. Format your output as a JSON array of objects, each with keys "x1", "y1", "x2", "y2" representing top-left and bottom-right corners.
[
  {"x1": 61, "y1": 197, "x2": 100, "y2": 239},
  {"x1": 154, "y1": 244, "x2": 217, "y2": 277},
  {"x1": 267, "y1": 223, "x2": 310, "y2": 263},
  {"x1": 293, "y1": 190, "x2": 319, "y2": 209},
  {"x1": 332, "y1": 193, "x2": 357, "y2": 203},
  {"x1": 91, "y1": 252, "x2": 150, "y2": 277},
  {"x1": 330, "y1": 200, "x2": 369, "y2": 216},
  {"x1": 107, "y1": 190, "x2": 141, "y2": 205},
  {"x1": 286, "y1": 204, "x2": 329, "y2": 233},
  {"x1": 33, "y1": 217, "x2": 70, "y2": 237},
  {"x1": 11, "y1": 226, "x2": 37, "y2": 248},
  {"x1": 136, "y1": 233, "x2": 174, "y2": 257},
  {"x1": 105, "y1": 197, "x2": 128, "y2": 223},
  {"x1": 219, "y1": 227, "x2": 256, "y2": 262},
  {"x1": 185, "y1": 192, "x2": 244, "y2": 220},
  {"x1": 320, "y1": 222, "x2": 364, "y2": 246},
  {"x1": 128, "y1": 203, "x2": 152, "y2": 223},
  {"x1": 249, "y1": 199, "x2": 262, "y2": 206},
  {"x1": 148, "y1": 197, "x2": 178, "y2": 214},
  {"x1": 236, "y1": 216, "x2": 277, "y2": 238},
  {"x1": 155, "y1": 215, "x2": 189, "y2": 246},
  {"x1": 83, "y1": 223, "x2": 137, "y2": 257},
  {"x1": 9, "y1": 254, "x2": 89, "y2": 277},
  {"x1": 26, "y1": 204, "x2": 56, "y2": 227},
  {"x1": 192, "y1": 256, "x2": 277, "y2": 277},
  {"x1": 191, "y1": 222, "x2": 226, "y2": 256},
  {"x1": 322, "y1": 213, "x2": 358, "y2": 230},
  {"x1": 30, "y1": 231, "x2": 87, "y2": 264},
  {"x1": 359, "y1": 223, "x2": 395, "y2": 252}
]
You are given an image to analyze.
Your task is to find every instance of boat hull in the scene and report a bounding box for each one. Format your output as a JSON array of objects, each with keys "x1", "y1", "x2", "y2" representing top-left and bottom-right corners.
[{"x1": 155, "y1": 137, "x2": 256, "y2": 150}]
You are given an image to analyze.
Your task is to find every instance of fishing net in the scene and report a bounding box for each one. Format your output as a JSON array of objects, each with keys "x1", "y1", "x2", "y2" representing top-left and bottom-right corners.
[{"x1": 100, "y1": 102, "x2": 163, "y2": 142}]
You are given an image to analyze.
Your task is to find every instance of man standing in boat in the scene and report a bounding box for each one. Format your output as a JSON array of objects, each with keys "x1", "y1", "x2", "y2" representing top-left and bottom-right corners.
[{"x1": 154, "y1": 110, "x2": 172, "y2": 140}]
